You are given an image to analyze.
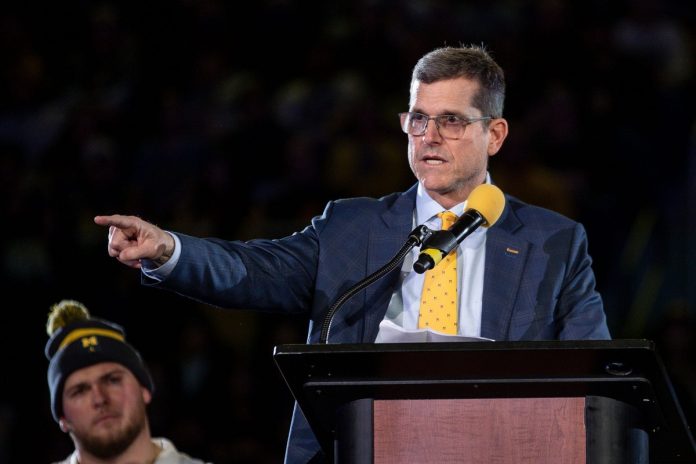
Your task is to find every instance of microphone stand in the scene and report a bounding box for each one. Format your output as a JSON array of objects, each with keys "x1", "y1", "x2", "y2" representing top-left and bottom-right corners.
[{"x1": 318, "y1": 225, "x2": 433, "y2": 344}]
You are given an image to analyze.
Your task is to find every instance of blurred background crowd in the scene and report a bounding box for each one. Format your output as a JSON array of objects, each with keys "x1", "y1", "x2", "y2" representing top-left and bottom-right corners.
[{"x1": 1, "y1": 0, "x2": 695, "y2": 462}]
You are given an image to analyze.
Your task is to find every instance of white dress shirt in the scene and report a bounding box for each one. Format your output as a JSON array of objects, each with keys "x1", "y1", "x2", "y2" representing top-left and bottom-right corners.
[{"x1": 379, "y1": 180, "x2": 488, "y2": 337}]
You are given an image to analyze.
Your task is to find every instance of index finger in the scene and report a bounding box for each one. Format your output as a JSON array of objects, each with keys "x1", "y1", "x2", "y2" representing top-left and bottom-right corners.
[{"x1": 94, "y1": 214, "x2": 139, "y2": 229}]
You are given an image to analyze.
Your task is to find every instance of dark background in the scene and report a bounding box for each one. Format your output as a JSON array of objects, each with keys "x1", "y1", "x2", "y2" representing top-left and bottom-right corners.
[{"x1": 1, "y1": 1, "x2": 695, "y2": 462}]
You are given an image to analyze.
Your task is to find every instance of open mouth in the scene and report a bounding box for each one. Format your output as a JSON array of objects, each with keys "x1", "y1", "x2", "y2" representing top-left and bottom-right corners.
[{"x1": 421, "y1": 153, "x2": 447, "y2": 165}]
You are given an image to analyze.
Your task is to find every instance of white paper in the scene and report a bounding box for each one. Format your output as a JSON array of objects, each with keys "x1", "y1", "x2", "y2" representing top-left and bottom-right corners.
[{"x1": 374, "y1": 319, "x2": 494, "y2": 343}]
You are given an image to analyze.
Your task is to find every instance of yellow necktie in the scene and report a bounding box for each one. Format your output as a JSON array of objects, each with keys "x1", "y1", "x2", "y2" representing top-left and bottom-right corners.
[{"x1": 418, "y1": 211, "x2": 458, "y2": 334}]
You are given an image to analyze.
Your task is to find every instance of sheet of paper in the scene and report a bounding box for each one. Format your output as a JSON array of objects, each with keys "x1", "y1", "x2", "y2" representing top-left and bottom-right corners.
[{"x1": 374, "y1": 319, "x2": 494, "y2": 343}]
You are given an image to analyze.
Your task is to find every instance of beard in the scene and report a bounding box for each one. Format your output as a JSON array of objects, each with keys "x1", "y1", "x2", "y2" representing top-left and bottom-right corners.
[{"x1": 73, "y1": 407, "x2": 147, "y2": 460}]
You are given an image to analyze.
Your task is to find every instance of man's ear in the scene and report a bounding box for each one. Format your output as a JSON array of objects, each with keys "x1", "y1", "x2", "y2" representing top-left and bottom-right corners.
[
  {"x1": 487, "y1": 118, "x2": 508, "y2": 156},
  {"x1": 59, "y1": 418, "x2": 71, "y2": 433},
  {"x1": 142, "y1": 387, "x2": 152, "y2": 405}
]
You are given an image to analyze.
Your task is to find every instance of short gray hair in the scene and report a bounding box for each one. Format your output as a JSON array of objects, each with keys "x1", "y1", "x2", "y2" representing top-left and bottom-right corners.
[{"x1": 411, "y1": 45, "x2": 505, "y2": 118}]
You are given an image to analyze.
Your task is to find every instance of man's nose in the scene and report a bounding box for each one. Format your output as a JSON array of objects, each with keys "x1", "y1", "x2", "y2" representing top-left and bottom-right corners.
[
  {"x1": 92, "y1": 385, "x2": 109, "y2": 406},
  {"x1": 422, "y1": 118, "x2": 442, "y2": 144}
]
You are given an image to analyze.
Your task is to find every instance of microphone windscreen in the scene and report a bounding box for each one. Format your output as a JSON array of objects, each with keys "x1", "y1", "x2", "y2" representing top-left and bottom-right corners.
[{"x1": 466, "y1": 184, "x2": 505, "y2": 227}]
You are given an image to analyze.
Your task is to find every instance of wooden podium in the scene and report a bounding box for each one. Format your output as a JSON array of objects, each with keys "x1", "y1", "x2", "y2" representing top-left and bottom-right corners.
[{"x1": 273, "y1": 340, "x2": 696, "y2": 463}]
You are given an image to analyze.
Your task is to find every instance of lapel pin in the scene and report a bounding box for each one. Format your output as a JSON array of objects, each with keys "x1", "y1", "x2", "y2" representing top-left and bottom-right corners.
[{"x1": 505, "y1": 247, "x2": 519, "y2": 255}]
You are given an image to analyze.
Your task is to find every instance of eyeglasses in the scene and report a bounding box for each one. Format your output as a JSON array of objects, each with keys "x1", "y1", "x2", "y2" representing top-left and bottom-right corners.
[{"x1": 398, "y1": 112, "x2": 492, "y2": 139}]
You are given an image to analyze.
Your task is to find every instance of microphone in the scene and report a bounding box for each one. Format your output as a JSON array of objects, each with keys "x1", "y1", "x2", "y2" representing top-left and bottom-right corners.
[
  {"x1": 413, "y1": 184, "x2": 505, "y2": 274},
  {"x1": 319, "y1": 225, "x2": 433, "y2": 343}
]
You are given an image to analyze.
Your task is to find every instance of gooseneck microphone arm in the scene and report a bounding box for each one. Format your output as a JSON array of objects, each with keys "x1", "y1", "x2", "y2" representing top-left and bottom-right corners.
[{"x1": 318, "y1": 225, "x2": 433, "y2": 344}]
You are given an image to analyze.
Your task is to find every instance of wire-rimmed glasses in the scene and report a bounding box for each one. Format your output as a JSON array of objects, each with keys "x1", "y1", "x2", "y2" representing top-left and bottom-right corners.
[{"x1": 398, "y1": 112, "x2": 492, "y2": 139}]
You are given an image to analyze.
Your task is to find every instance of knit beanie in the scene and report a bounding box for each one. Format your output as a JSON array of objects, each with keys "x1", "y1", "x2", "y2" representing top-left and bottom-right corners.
[{"x1": 45, "y1": 300, "x2": 155, "y2": 422}]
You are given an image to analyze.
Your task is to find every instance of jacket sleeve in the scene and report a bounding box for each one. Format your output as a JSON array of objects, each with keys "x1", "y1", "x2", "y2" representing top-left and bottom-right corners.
[
  {"x1": 144, "y1": 203, "x2": 339, "y2": 315},
  {"x1": 556, "y1": 223, "x2": 611, "y2": 340}
]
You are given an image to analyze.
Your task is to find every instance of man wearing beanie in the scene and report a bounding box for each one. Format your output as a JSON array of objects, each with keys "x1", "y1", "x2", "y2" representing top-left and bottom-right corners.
[{"x1": 45, "y1": 299, "x2": 210, "y2": 464}]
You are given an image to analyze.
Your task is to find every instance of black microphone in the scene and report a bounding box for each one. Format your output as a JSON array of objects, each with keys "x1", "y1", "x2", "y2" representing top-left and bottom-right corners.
[{"x1": 413, "y1": 184, "x2": 505, "y2": 274}]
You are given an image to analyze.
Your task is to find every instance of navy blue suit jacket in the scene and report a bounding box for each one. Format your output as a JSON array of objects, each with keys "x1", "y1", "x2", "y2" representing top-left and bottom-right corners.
[{"x1": 149, "y1": 183, "x2": 610, "y2": 463}]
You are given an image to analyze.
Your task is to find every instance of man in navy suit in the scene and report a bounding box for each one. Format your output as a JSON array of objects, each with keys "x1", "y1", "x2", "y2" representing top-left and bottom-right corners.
[{"x1": 95, "y1": 45, "x2": 610, "y2": 463}]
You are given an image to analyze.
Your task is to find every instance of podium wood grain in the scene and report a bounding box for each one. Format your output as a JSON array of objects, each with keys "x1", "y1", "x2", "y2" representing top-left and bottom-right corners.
[{"x1": 373, "y1": 397, "x2": 586, "y2": 464}]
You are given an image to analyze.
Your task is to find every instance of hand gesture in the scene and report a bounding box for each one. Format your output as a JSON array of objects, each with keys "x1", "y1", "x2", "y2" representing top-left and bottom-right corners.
[{"x1": 94, "y1": 215, "x2": 175, "y2": 269}]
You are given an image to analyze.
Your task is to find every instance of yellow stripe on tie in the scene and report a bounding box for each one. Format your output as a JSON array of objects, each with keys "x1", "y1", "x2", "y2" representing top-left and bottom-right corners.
[
  {"x1": 506, "y1": 247, "x2": 519, "y2": 255},
  {"x1": 59, "y1": 328, "x2": 125, "y2": 350}
]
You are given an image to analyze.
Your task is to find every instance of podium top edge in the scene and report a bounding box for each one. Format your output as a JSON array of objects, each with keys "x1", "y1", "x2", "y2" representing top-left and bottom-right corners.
[{"x1": 274, "y1": 339, "x2": 655, "y2": 356}]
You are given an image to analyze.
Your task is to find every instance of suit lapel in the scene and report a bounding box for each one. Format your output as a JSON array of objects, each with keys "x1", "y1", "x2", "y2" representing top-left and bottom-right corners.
[
  {"x1": 362, "y1": 186, "x2": 417, "y2": 340},
  {"x1": 481, "y1": 199, "x2": 529, "y2": 340},
  {"x1": 353, "y1": 188, "x2": 530, "y2": 342}
]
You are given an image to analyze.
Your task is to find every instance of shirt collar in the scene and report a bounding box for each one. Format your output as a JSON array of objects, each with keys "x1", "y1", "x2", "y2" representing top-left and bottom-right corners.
[{"x1": 415, "y1": 172, "x2": 492, "y2": 225}]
